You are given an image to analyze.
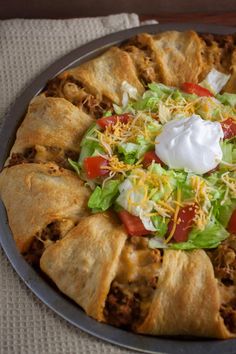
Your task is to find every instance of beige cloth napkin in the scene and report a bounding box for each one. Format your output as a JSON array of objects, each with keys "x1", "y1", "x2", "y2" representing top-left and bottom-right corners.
[{"x1": 0, "y1": 14, "x2": 150, "y2": 354}]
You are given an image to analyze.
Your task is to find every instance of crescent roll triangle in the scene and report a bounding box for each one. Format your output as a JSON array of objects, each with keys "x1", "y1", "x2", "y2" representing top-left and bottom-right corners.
[
  {"x1": 136, "y1": 250, "x2": 232, "y2": 338},
  {"x1": 0, "y1": 163, "x2": 90, "y2": 254},
  {"x1": 124, "y1": 31, "x2": 205, "y2": 87},
  {"x1": 7, "y1": 95, "x2": 94, "y2": 167},
  {"x1": 65, "y1": 47, "x2": 144, "y2": 105},
  {"x1": 40, "y1": 213, "x2": 127, "y2": 321}
]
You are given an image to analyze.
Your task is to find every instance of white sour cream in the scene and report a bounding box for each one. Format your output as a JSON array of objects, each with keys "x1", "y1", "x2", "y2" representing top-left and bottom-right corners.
[{"x1": 155, "y1": 114, "x2": 224, "y2": 174}]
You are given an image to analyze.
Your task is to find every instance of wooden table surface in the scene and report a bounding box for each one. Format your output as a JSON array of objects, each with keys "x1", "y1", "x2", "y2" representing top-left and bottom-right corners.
[{"x1": 140, "y1": 12, "x2": 236, "y2": 26}]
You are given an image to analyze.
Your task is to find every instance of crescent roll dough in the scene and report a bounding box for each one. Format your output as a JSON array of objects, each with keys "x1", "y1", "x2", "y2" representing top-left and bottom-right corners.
[
  {"x1": 136, "y1": 250, "x2": 233, "y2": 338},
  {"x1": 7, "y1": 94, "x2": 94, "y2": 165},
  {"x1": 0, "y1": 163, "x2": 90, "y2": 253},
  {"x1": 40, "y1": 213, "x2": 127, "y2": 321},
  {"x1": 133, "y1": 31, "x2": 204, "y2": 87},
  {"x1": 65, "y1": 47, "x2": 144, "y2": 105}
]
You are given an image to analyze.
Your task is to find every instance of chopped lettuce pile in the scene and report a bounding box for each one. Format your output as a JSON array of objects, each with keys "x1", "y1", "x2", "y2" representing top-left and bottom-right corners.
[{"x1": 69, "y1": 70, "x2": 236, "y2": 250}]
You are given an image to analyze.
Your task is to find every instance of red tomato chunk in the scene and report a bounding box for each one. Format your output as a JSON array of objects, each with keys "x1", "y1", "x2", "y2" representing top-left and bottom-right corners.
[
  {"x1": 181, "y1": 82, "x2": 213, "y2": 97},
  {"x1": 221, "y1": 118, "x2": 236, "y2": 139},
  {"x1": 97, "y1": 114, "x2": 130, "y2": 129},
  {"x1": 142, "y1": 150, "x2": 164, "y2": 168},
  {"x1": 167, "y1": 204, "x2": 197, "y2": 243},
  {"x1": 228, "y1": 209, "x2": 236, "y2": 234},
  {"x1": 84, "y1": 156, "x2": 109, "y2": 179},
  {"x1": 118, "y1": 210, "x2": 150, "y2": 236}
]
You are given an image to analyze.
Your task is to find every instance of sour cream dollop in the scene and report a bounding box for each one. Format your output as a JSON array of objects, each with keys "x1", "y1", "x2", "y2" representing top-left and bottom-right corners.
[{"x1": 155, "y1": 114, "x2": 224, "y2": 174}]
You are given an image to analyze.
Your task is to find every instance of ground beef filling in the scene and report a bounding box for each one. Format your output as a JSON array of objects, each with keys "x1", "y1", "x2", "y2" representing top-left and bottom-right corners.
[
  {"x1": 220, "y1": 301, "x2": 236, "y2": 333},
  {"x1": 122, "y1": 44, "x2": 157, "y2": 85},
  {"x1": 23, "y1": 221, "x2": 63, "y2": 267},
  {"x1": 45, "y1": 75, "x2": 112, "y2": 118},
  {"x1": 8, "y1": 147, "x2": 37, "y2": 166},
  {"x1": 8, "y1": 146, "x2": 79, "y2": 169},
  {"x1": 208, "y1": 234, "x2": 236, "y2": 333},
  {"x1": 199, "y1": 33, "x2": 235, "y2": 79},
  {"x1": 104, "y1": 237, "x2": 162, "y2": 329}
]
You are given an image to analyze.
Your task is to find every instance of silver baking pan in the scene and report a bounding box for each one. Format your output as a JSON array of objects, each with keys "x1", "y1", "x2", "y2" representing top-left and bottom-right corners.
[{"x1": 0, "y1": 23, "x2": 236, "y2": 354}]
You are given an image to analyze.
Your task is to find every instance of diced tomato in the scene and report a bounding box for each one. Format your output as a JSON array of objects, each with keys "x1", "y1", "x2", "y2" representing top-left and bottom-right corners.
[
  {"x1": 84, "y1": 156, "x2": 109, "y2": 179},
  {"x1": 181, "y1": 82, "x2": 213, "y2": 97},
  {"x1": 97, "y1": 114, "x2": 130, "y2": 129},
  {"x1": 220, "y1": 118, "x2": 236, "y2": 139},
  {"x1": 118, "y1": 210, "x2": 150, "y2": 236},
  {"x1": 228, "y1": 210, "x2": 236, "y2": 234},
  {"x1": 167, "y1": 204, "x2": 197, "y2": 242},
  {"x1": 142, "y1": 150, "x2": 164, "y2": 168}
]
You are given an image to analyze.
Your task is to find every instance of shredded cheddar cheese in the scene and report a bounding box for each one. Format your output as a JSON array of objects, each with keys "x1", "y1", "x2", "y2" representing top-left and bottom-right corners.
[
  {"x1": 190, "y1": 175, "x2": 212, "y2": 230},
  {"x1": 165, "y1": 188, "x2": 181, "y2": 244},
  {"x1": 221, "y1": 172, "x2": 236, "y2": 198}
]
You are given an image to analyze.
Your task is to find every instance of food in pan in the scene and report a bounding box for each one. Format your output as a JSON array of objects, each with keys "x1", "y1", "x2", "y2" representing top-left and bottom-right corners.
[{"x1": 1, "y1": 30, "x2": 236, "y2": 338}]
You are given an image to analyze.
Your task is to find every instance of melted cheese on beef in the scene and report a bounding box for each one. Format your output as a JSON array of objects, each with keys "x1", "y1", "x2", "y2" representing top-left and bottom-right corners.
[{"x1": 104, "y1": 237, "x2": 162, "y2": 329}]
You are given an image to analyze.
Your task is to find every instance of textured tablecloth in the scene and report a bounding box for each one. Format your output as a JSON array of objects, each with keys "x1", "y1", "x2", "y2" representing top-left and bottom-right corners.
[{"x1": 0, "y1": 14, "x2": 158, "y2": 354}]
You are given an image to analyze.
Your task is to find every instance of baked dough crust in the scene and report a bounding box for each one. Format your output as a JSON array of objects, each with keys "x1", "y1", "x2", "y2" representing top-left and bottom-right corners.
[
  {"x1": 8, "y1": 94, "x2": 94, "y2": 164},
  {"x1": 131, "y1": 31, "x2": 204, "y2": 86},
  {"x1": 64, "y1": 47, "x2": 144, "y2": 105},
  {"x1": 40, "y1": 213, "x2": 127, "y2": 321},
  {"x1": 136, "y1": 250, "x2": 232, "y2": 338},
  {"x1": 0, "y1": 163, "x2": 90, "y2": 253}
]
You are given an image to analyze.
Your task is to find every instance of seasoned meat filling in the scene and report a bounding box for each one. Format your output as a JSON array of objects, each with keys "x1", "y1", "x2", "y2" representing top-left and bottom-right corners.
[
  {"x1": 198, "y1": 33, "x2": 235, "y2": 80},
  {"x1": 122, "y1": 44, "x2": 157, "y2": 85},
  {"x1": 104, "y1": 237, "x2": 162, "y2": 329},
  {"x1": 8, "y1": 146, "x2": 79, "y2": 169},
  {"x1": 220, "y1": 301, "x2": 236, "y2": 333},
  {"x1": 23, "y1": 219, "x2": 74, "y2": 267},
  {"x1": 8, "y1": 147, "x2": 36, "y2": 166},
  {"x1": 208, "y1": 234, "x2": 236, "y2": 332},
  {"x1": 45, "y1": 75, "x2": 112, "y2": 118},
  {"x1": 208, "y1": 235, "x2": 236, "y2": 286}
]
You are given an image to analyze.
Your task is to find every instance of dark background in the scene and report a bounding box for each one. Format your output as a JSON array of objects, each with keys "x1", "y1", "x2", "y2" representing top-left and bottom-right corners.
[{"x1": 1, "y1": 0, "x2": 236, "y2": 23}]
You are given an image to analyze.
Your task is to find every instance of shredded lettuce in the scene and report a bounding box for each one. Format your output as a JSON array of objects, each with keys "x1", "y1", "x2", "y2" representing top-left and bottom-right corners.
[
  {"x1": 217, "y1": 200, "x2": 236, "y2": 227},
  {"x1": 78, "y1": 123, "x2": 104, "y2": 166},
  {"x1": 217, "y1": 92, "x2": 236, "y2": 107},
  {"x1": 68, "y1": 158, "x2": 81, "y2": 174},
  {"x1": 117, "y1": 141, "x2": 151, "y2": 164},
  {"x1": 103, "y1": 110, "x2": 113, "y2": 117},
  {"x1": 170, "y1": 219, "x2": 229, "y2": 250},
  {"x1": 220, "y1": 140, "x2": 236, "y2": 165},
  {"x1": 117, "y1": 142, "x2": 140, "y2": 164},
  {"x1": 149, "y1": 237, "x2": 168, "y2": 249},
  {"x1": 151, "y1": 215, "x2": 169, "y2": 237},
  {"x1": 88, "y1": 180, "x2": 120, "y2": 212}
]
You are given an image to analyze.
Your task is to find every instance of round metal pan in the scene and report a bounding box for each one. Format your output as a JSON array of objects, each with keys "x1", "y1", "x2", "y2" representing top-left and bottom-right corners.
[{"x1": 0, "y1": 23, "x2": 236, "y2": 354}]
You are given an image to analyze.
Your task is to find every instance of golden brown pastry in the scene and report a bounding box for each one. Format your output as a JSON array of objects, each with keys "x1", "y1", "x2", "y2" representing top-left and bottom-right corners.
[
  {"x1": 0, "y1": 163, "x2": 90, "y2": 254},
  {"x1": 121, "y1": 44, "x2": 158, "y2": 85},
  {"x1": 7, "y1": 94, "x2": 94, "y2": 167},
  {"x1": 136, "y1": 249, "x2": 233, "y2": 338},
  {"x1": 223, "y1": 49, "x2": 236, "y2": 92},
  {"x1": 65, "y1": 47, "x2": 144, "y2": 105},
  {"x1": 40, "y1": 213, "x2": 127, "y2": 321},
  {"x1": 128, "y1": 31, "x2": 204, "y2": 87}
]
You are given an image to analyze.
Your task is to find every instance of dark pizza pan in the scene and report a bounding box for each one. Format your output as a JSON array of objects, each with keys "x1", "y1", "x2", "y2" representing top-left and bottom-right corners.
[{"x1": 0, "y1": 23, "x2": 236, "y2": 354}]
